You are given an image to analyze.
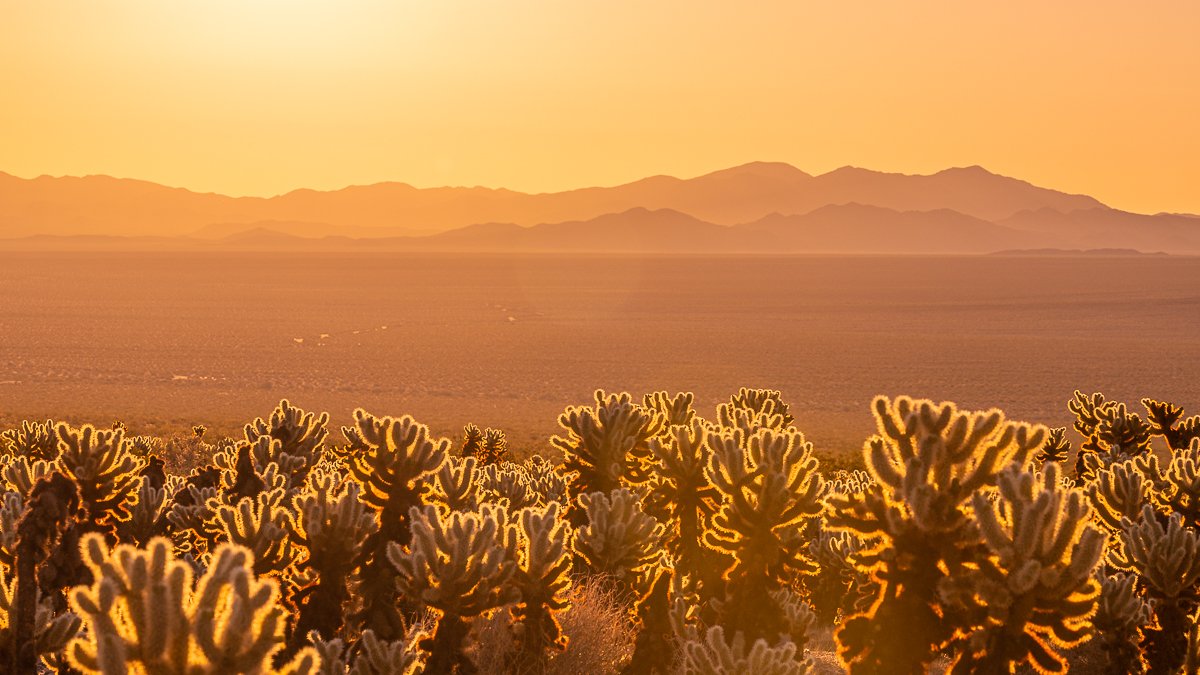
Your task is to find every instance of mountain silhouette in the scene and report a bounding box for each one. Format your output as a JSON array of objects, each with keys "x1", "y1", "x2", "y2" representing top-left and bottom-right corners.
[{"x1": 1, "y1": 163, "x2": 1197, "y2": 253}]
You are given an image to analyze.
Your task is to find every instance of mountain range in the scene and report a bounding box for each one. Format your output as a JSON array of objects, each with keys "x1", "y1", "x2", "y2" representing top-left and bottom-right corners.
[{"x1": 2, "y1": 162, "x2": 1198, "y2": 254}]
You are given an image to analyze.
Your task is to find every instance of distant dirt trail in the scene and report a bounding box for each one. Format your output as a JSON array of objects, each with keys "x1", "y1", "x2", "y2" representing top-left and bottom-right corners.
[{"x1": 2, "y1": 252, "x2": 1198, "y2": 457}]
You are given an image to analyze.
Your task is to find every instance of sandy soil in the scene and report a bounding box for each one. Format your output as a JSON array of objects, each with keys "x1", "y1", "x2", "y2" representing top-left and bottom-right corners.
[{"x1": 1, "y1": 252, "x2": 1197, "y2": 457}]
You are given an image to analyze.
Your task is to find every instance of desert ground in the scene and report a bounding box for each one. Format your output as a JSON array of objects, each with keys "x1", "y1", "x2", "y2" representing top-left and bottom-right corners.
[{"x1": 1, "y1": 252, "x2": 1196, "y2": 458}]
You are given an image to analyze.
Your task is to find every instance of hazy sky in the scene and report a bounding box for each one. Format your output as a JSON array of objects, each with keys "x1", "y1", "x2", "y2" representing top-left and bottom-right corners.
[{"x1": 2, "y1": 1, "x2": 1198, "y2": 213}]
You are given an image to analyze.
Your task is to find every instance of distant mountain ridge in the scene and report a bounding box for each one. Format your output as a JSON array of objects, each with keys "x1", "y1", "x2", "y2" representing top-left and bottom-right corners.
[{"x1": 1, "y1": 162, "x2": 1198, "y2": 254}]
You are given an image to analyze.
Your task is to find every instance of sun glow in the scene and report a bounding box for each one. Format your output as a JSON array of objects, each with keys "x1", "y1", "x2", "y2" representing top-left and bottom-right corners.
[{"x1": 1, "y1": 1, "x2": 1198, "y2": 212}]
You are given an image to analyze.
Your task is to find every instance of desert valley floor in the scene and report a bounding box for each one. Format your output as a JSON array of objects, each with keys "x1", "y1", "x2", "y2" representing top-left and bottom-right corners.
[{"x1": 1, "y1": 252, "x2": 1197, "y2": 456}]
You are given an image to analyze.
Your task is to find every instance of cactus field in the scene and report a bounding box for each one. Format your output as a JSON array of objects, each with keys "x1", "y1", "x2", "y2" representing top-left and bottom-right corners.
[{"x1": 2, "y1": 388, "x2": 1200, "y2": 674}]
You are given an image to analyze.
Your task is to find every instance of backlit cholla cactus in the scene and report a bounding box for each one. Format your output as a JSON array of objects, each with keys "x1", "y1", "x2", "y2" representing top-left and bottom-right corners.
[
  {"x1": 718, "y1": 387, "x2": 795, "y2": 432},
  {"x1": 828, "y1": 395, "x2": 1045, "y2": 675},
  {"x1": 574, "y1": 488, "x2": 665, "y2": 594},
  {"x1": 1164, "y1": 439, "x2": 1200, "y2": 528},
  {"x1": 1089, "y1": 457, "x2": 1160, "y2": 534},
  {"x1": 643, "y1": 391, "x2": 696, "y2": 427},
  {"x1": 704, "y1": 426, "x2": 826, "y2": 644},
  {"x1": 479, "y1": 462, "x2": 540, "y2": 510},
  {"x1": 0, "y1": 569, "x2": 80, "y2": 670},
  {"x1": 460, "y1": 423, "x2": 485, "y2": 459},
  {"x1": 214, "y1": 439, "x2": 272, "y2": 502},
  {"x1": 524, "y1": 455, "x2": 569, "y2": 505},
  {"x1": 645, "y1": 419, "x2": 721, "y2": 594},
  {"x1": 206, "y1": 487, "x2": 299, "y2": 577},
  {"x1": 3, "y1": 455, "x2": 55, "y2": 497},
  {"x1": 509, "y1": 501, "x2": 574, "y2": 669},
  {"x1": 1070, "y1": 391, "x2": 1154, "y2": 480},
  {"x1": 806, "y1": 527, "x2": 874, "y2": 623},
  {"x1": 1143, "y1": 398, "x2": 1200, "y2": 452},
  {"x1": 0, "y1": 491, "x2": 19, "y2": 568},
  {"x1": 942, "y1": 463, "x2": 1104, "y2": 674},
  {"x1": 679, "y1": 625, "x2": 812, "y2": 675},
  {"x1": 552, "y1": 390, "x2": 664, "y2": 500},
  {"x1": 67, "y1": 533, "x2": 319, "y2": 674},
  {"x1": 290, "y1": 470, "x2": 376, "y2": 649},
  {"x1": 165, "y1": 482, "x2": 221, "y2": 559},
  {"x1": 0, "y1": 420, "x2": 59, "y2": 462},
  {"x1": 479, "y1": 428, "x2": 509, "y2": 466},
  {"x1": 1035, "y1": 427, "x2": 1071, "y2": 465},
  {"x1": 1093, "y1": 570, "x2": 1153, "y2": 674},
  {"x1": 458, "y1": 425, "x2": 508, "y2": 465},
  {"x1": 1111, "y1": 505, "x2": 1200, "y2": 673},
  {"x1": 11, "y1": 472, "x2": 81, "y2": 671},
  {"x1": 311, "y1": 625, "x2": 430, "y2": 675},
  {"x1": 433, "y1": 456, "x2": 483, "y2": 512},
  {"x1": 245, "y1": 399, "x2": 329, "y2": 489},
  {"x1": 343, "y1": 409, "x2": 448, "y2": 640},
  {"x1": 54, "y1": 423, "x2": 144, "y2": 539},
  {"x1": 118, "y1": 474, "x2": 170, "y2": 546},
  {"x1": 388, "y1": 504, "x2": 518, "y2": 673}
]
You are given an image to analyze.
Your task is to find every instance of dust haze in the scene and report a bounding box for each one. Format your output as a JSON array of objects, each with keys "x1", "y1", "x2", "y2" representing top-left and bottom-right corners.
[{"x1": 3, "y1": 251, "x2": 1195, "y2": 455}]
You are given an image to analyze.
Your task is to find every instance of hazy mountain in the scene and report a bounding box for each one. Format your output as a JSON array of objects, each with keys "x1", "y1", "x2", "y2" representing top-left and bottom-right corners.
[
  {"x1": 999, "y1": 207, "x2": 1200, "y2": 252},
  {"x1": 740, "y1": 203, "x2": 1035, "y2": 253},
  {"x1": 0, "y1": 162, "x2": 1114, "y2": 238}
]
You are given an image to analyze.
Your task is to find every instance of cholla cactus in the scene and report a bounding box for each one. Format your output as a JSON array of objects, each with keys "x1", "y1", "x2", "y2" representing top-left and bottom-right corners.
[
  {"x1": 1165, "y1": 438, "x2": 1200, "y2": 528},
  {"x1": 1143, "y1": 398, "x2": 1200, "y2": 452},
  {"x1": 3, "y1": 455, "x2": 55, "y2": 496},
  {"x1": 1112, "y1": 505, "x2": 1200, "y2": 673},
  {"x1": 67, "y1": 533, "x2": 319, "y2": 674},
  {"x1": 0, "y1": 420, "x2": 59, "y2": 461},
  {"x1": 718, "y1": 388, "x2": 795, "y2": 431},
  {"x1": 769, "y1": 587, "x2": 818, "y2": 653},
  {"x1": 245, "y1": 399, "x2": 329, "y2": 487},
  {"x1": 479, "y1": 428, "x2": 509, "y2": 465},
  {"x1": 388, "y1": 504, "x2": 518, "y2": 673},
  {"x1": 574, "y1": 488, "x2": 664, "y2": 594},
  {"x1": 118, "y1": 475, "x2": 170, "y2": 546},
  {"x1": 165, "y1": 482, "x2": 221, "y2": 558},
  {"x1": 343, "y1": 409, "x2": 448, "y2": 640},
  {"x1": 0, "y1": 569, "x2": 80, "y2": 670},
  {"x1": 643, "y1": 391, "x2": 696, "y2": 427},
  {"x1": 806, "y1": 527, "x2": 874, "y2": 623},
  {"x1": 828, "y1": 395, "x2": 1045, "y2": 675},
  {"x1": 307, "y1": 624, "x2": 429, "y2": 675},
  {"x1": 1070, "y1": 391, "x2": 1154, "y2": 480},
  {"x1": 290, "y1": 472, "x2": 377, "y2": 655},
  {"x1": 54, "y1": 423, "x2": 144, "y2": 538},
  {"x1": 325, "y1": 625, "x2": 430, "y2": 675},
  {"x1": 510, "y1": 501, "x2": 573, "y2": 668},
  {"x1": 206, "y1": 488, "x2": 299, "y2": 576},
  {"x1": 479, "y1": 462, "x2": 540, "y2": 510},
  {"x1": 0, "y1": 491, "x2": 21, "y2": 568},
  {"x1": 456, "y1": 425, "x2": 508, "y2": 465},
  {"x1": 679, "y1": 625, "x2": 812, "y2": 675},
  {"x1": 10, "y1": 473, "x2": 81, "y2": 672},
  {"x1": 645, "y1": 420, "x2": 720, "y2": 593},
  {"x1": 1036, "y1": 427, "x2": 1071, "y2": 465},
  {"x1": 552, "y1": 390, "x2": 664, "y2": 501},
  {"x1": 460, "y1": 423, "x2": 485, "y2": 459},
  {"x1": 524, "y1": 455, "x2": 569, "y2": 505},
  {"x1": 943, "y1": 463, "x2": 1105, "y2": 674},
  {"x1": 705, "y1": 427, "x2": 826, "y2": 643},
  {"x1": 433, "y1": 456, "x2": 482, "y2": 511},
  {"x1": 1089, "y1": 456, "x2": 1159, "y2": 533},
  {"x1": 1093, "y1": 570, "x2": 1153, "y2": 674}
]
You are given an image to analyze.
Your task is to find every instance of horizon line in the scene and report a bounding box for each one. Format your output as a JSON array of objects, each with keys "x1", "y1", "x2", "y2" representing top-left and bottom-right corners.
[{"x1": 0, "y1": 160, "x2": 1067, "y2": 200}]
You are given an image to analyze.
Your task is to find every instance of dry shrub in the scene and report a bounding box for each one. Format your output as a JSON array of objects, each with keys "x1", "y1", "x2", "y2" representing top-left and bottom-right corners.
[{"x1": 472, "y1": 576, "x2": 636, "y2": 675}]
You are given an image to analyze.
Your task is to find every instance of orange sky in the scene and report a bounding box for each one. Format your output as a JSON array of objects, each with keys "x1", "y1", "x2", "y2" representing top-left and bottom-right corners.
[{"x1": 2, "y1": 1, "x2": 1198, "y2": 214}]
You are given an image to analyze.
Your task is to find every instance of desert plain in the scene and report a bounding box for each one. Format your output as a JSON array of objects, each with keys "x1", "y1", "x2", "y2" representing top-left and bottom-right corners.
[{"x1": 1, "y1": 251, "x2": 1195, "y2": 459}]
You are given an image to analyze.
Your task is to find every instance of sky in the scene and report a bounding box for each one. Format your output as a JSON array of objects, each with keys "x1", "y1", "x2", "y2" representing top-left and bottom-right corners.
[{"x1": 2, "y1": 1, "x2": 1198, "y2": 214}]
